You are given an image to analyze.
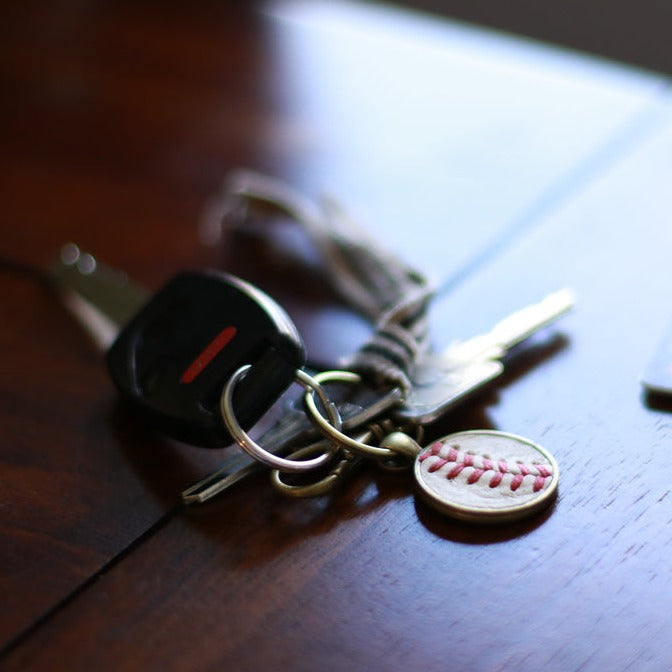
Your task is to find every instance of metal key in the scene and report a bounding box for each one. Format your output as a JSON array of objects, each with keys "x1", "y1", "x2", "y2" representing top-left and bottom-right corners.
[
  {"x1": 51, "y1": 243, "x2": 149, "y2": 348},
  {"x1": 395, "y1": 289, "x2": 575, "y2": 424}
]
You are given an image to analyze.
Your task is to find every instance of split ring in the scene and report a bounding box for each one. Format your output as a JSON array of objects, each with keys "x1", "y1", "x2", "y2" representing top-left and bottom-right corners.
[
  {"x1": 270, "y1": 441, "x2": 359, "y2": 497},
  {"x1": 302, "y1": 371, "x2": 399, "y2": 459},
  {"x1": 220, "y1": 365, "x2": 341, "y2": 473}
]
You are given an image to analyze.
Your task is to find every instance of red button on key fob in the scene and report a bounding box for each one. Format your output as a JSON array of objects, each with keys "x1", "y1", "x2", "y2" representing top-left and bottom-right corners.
[{"x1": 106, "y1": 270, "x2": 305, "y2": 447}]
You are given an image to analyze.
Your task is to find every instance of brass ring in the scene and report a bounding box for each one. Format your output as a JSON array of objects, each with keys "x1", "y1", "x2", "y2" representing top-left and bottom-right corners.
[
  {"x1": 270, "y1": 441, "x2": 360, "y2": 498},
  {"x1": 302, "y1": 371, "x2": 398, "y2": 459},
  {"x1": 220, "y1": 365, "x2": 341, "y2": 473}
]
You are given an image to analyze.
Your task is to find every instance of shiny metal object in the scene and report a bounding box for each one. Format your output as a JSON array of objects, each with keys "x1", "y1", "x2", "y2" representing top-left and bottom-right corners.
[
  {"x1": 51, "y1": 243, "x2": 149, "y2": 349},
  {"x1": 413, "y1": 430, "x2": 559, "y2": 524},
  {"x1": 184, "y1": 372, "x2": 406, "y2": 503},
  {"x1": 270, "y1": 421, "x2": 424, "y2": 497},
  {"x1": 270, "y1": 440, "x2": 361, "y2": 498},
  {"x1": 302, "y1": 371, "x2": 402, "y2": 460},
  {"x1": 396, "y1": 289, "x2": 575, "y2": 423},
  {"x1": 220, "y1": 365, "x2": 340, "y2": 472},
  {"x1": 181, "y1": 452, "x2": 260, "y2": 504}
]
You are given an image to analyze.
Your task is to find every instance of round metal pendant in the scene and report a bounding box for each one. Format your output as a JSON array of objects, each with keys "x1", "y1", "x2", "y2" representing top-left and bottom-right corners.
[{"x1": 414, "y1": 430, "x2": 559, "y2": 524}]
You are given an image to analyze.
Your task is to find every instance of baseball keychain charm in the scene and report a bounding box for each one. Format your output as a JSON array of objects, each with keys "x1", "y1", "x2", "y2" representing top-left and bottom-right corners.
[
  {"x1": 411, "y1": 430, "x2": 559, "y2": 524},
  {"x1": 296, "y1": 377, "x2": 561, "y2": 525}
]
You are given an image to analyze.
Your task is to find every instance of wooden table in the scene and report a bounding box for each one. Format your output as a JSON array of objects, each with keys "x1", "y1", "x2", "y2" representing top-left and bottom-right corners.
[{"x1": 3, "y1": 2, "x2": 672, "y2": 670}]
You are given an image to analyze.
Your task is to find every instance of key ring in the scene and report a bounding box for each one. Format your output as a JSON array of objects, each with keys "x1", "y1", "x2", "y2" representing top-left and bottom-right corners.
[
  {"x1": 221, "y1": 365, "x2": 341, "y2": 472},
  {"x1": 302, "y1": 370, "x2": 403, "y2": 460},
  {"x1": 270, "y1": 441, "x2": 360, "y2": 497}
]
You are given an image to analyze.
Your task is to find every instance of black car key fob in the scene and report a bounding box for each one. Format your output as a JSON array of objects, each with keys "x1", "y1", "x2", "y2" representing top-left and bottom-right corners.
[{"x1": 107, "y1": 270, "x2": 305, "y2": 447}]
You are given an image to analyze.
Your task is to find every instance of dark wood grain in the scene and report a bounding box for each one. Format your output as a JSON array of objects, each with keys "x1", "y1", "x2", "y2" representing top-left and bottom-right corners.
[
  {"x1": 2, "y1": 1, "x2": 672, "y2": 670},
  {"x1": 0, "y1": 0, "x2": 271, "y2": 648}
]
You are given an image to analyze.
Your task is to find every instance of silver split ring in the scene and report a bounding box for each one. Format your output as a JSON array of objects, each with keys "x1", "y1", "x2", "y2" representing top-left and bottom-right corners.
[{"x1": 220, "y1": 365, "x2": 341, "y2": 473}]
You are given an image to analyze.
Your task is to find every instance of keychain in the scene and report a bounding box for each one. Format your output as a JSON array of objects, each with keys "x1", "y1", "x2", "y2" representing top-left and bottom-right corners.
[{"x1": 49, "y1": 171, "x2": 573, "y2": 525}]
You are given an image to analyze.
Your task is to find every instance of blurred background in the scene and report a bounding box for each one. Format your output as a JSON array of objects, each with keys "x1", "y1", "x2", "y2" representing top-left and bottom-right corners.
[{"x1": 3, "y1": 0, "x2": 671, "y2": 362}]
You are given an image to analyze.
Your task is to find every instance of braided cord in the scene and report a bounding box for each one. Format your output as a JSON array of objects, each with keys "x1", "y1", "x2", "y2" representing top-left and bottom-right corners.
[{"x1": 204, "y1": 170, "x2": 434, "y2": 395}]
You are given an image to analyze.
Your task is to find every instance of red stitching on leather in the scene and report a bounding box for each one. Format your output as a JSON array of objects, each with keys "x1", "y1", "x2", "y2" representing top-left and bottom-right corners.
[
  {"x1": 428, "y1": 458, "x2": 448, "y2": 472},
  {"x1": 448, "y1": 463, "x2": 465, "y2": 479},
  {"x1": 489, "y1": 473, "x2": 504, "y2": 488},
  {"x1": 467, "y1": 469, "x2": 484, "y2": 484},
  {"x1": 419, "y1": 442, "x2": 552, "y2": 492}
]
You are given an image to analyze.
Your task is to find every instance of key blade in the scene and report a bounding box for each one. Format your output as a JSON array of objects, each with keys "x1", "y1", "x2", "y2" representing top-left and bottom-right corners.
[
  {"x1": 51, "y1": 244, "x2": 149, "y2": 349},
  {"x1": 444, "y1": 288, "x2": 576, "y2": 363},
  {"x1": 182, "y1": 452, "x2": 260, "y2": 504},
  {"x1": 58, "y1": 291, "x2": 122, "y2": 350},
  {"x1": 182, "y1": 385, "x2": 405, "y2": 503},
  {"x1": 395, "y1": 358, "x2": 503, "y2": 424},
  {"x1": 396, "y1": 288, "x2": 575, "y2": 424},
  {"x1": 484, "y1": 288, "x2": 575, "y2": 351}
]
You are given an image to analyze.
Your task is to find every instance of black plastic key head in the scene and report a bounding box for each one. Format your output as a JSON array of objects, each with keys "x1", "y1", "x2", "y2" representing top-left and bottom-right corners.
[{"x1": 107, "y1": 270, "x2": 305, "y2": 447}]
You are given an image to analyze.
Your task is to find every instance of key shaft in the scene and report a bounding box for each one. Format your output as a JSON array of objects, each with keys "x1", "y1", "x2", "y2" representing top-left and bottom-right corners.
[
  {"x1": 443, "y1": 288, "x2": 575, "y2": 364},
  {"x1": 395, "y1": 288, "x2": 575, "y2": 424},
  {"x1": 51, "y1": 244, "x2": 149, "y2": 348},
  {"x1": 182, "y1": 384, "x2": 404, "y2": 503}
]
